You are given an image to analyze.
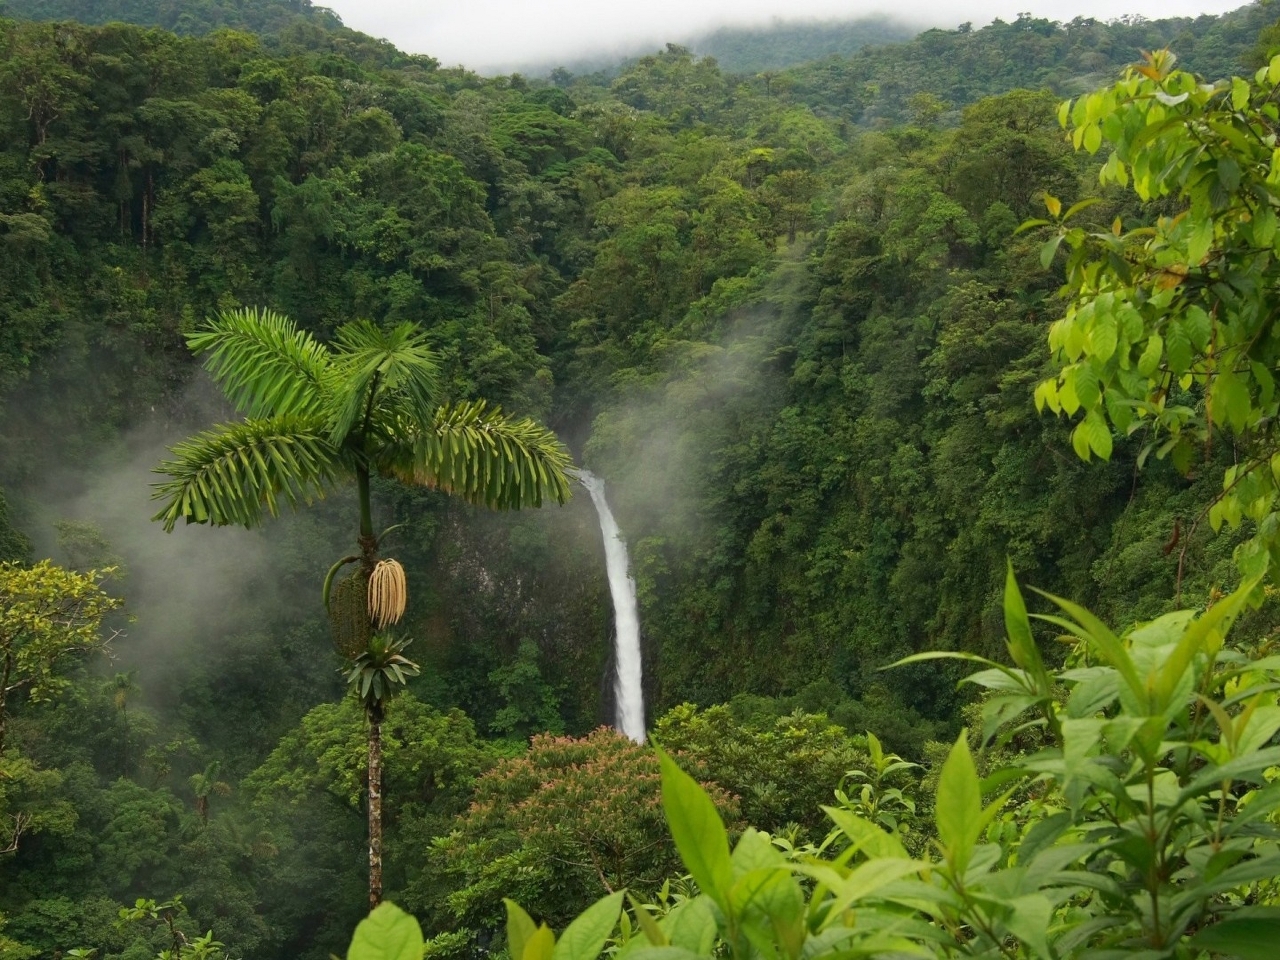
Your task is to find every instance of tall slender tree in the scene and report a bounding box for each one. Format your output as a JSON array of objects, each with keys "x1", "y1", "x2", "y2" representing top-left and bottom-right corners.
[{"x1": 151, "y1": 307, "x2": 574, "y2": 908}]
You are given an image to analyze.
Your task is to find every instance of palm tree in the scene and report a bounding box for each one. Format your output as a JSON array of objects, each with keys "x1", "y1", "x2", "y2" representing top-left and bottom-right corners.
[
  {"x1": 151, "y1": 307, "x2": 574, "y2": 908},
  {"x1": 188, "y1": 760, "x2": 231, "y2": 825},
  {"x1": 108, "y1": 671, "x2": 139, "y2": 777}
]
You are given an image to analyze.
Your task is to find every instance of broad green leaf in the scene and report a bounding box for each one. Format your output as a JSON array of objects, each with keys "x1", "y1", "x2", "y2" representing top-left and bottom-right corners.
[
  {"x1": 1191, "y1": 912, "x2": 1280, "y2": 960},
  {"x1": 1137, "y1": 333, "x2": 1164, "y2": 377},
  {"x1": 1072, "y1": 420, "x2": 1092, "y2": 460},
  {"x1": 814, "y1": 859, "x2": 923, "y2": 920},
  {"x1": 822, "y1": 806, "x2": 910, "y2": 860},
  {"x1": 1083, "y1": 410, "x2": 1113, "y2": 459},
  {"x1": 1186, "y1": 216, "x2": 1214, "y2": 263},
  {"x1": 1031, "y1": 593, "x2": 1144, "y2": 701},
  {"x1": 506, "y1": 900, "x2": 539, "y2": 960},
  {"x1": 1040, "y1": 233, "x2": 1064, "y2": 268},
  {"x1": 1088, "y1": 309, "x2": 1118, "y2": 361},
  {"x1": 1184, "y1": 305, "x2": 1211, "y2": 351},
  {"x1": 1003, "y1": 562, "x2": 1045, "y2": 682},
  {"x1": 731, "y1": 828, "x2": 784, "y2": 876},
  {"x1": 662, "y1": 898, "x2": 717, "y2": 955},
  {"x1": 348, "y1": 903, "x2": 425, "y2": 960},
  {"x1": 935, "y1": 734, "x2": 981, "y2": 871},
  {"x1": 624, "y1": 949, "x2": 710, "y2": 960},
  {"x1": 1211, "y1": 368, "x2": 1252, "y2": 433},
  {"x1": 1232, "y1": 76, "x2": 1250, "y2": 110},
  {"x1": 553, "y1": 893, "x2": 624, "y2": 960},
  {"x1": 1000, "y1": 894, "x2": 1053, "y2": 959},
  {"x1": 1083, "y1": 123, "x2": 1102, "y2": 153},
  {"x1": 656, "y1": 746, "x2": 733, "y2": 907},
  {"x1": 1154, "y1": 578, "x2": 1257, "y2": 709},
  {"x1": 525, "y1": 926, "x2": 557, "y2": 960},
  {"x1": 629, "y1": 897, "x2": 667, "y2": 947},
  {"x1": 1166, "y1": 320, "x2": 1192, "y2": 372},
  {"x1": 729, "y1": 868, "x2": 805, "y2": 958}
]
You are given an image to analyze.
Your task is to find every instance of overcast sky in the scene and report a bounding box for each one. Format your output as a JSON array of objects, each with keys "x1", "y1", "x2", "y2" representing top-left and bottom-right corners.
[{"x1": 320, "y1": 0, "x2": 1248, "y2": 73}]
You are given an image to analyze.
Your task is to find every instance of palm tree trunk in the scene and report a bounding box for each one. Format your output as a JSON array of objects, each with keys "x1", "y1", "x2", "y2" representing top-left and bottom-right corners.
[
  {"x1": 367, "y1": 702, "x2": 384, "y2": 911},
  {"x1": 357, "y1": 466, "x2": 378, "y2": 572}
]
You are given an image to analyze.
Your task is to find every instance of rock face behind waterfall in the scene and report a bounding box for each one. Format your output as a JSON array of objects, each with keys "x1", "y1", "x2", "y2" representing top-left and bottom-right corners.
[{"x1": 577, "y1": 470, "x2": 645, "y2": 742}]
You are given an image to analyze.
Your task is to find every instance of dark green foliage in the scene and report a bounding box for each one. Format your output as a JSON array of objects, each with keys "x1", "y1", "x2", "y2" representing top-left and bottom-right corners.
[
  {"x1": 1, "y1": 0, "x2": 340, "y2": 35},
  {"x1": 654, "y1": 703, "x2": 867, "y2": 838},
  {"x1": 779, "y1": 5, "x2": 1277, "y2": 126},
  {"x1": 478, "y1": 576, "x2": 1280, "y2": 960},
  {"x1": 0, "y1": 488, "x2": 30, "y2": 562},
  {"x1": 422, "y1": 727, "x2": 738, "y2": 937}
]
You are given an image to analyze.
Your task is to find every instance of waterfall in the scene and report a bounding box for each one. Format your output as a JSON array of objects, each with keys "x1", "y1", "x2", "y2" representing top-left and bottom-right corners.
[{"x1": 576, "y1": 470, "x2": 645, "y2": 743}]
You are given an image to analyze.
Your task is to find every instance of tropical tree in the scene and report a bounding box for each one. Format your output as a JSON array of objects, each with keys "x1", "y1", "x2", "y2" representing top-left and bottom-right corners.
[
  {"x1": 1036, "y1": 51, "x2": 1280, "y2": 583},
  {"x1": 109, "y1": 671, "x2": 140, "y2": 776},
  {"x1": 0, "y1": 560, "x2": 120, "y2": 756},
  {"x1": 150, "y1": 307, "x2": 574, "y2": 908},
  {"x1": 188, "y1": 761, "x2": 231, "y2": 825}
]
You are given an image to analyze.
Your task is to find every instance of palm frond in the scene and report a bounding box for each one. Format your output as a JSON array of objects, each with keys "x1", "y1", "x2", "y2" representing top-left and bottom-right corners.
[
  {"x1": 386, "y1": 400, "x2": 574, "y2": 509},
  {"x1": 325, "y1": 320, "x2": 440, "y2": 445},
  {"x1": 188, "y1": 307, "x2": 332, "y2": 420},
  {"x1": 151, "y1": 417, "x2": 348, "y2": 532}
]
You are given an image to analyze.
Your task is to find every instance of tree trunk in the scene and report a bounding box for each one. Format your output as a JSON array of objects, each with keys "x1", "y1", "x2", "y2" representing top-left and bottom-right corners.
[
  {"x1": 357, "y1": 466, "x2": 379, "y2": 574},
  {"x1": 367, "y1": 702, "x2": 384, "y2": 911}
]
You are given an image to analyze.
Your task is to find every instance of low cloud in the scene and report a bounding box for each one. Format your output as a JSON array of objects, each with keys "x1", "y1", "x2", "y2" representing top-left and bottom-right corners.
[{"x1": 323, "y1": 0, "x2": 1245, "y2": 73}]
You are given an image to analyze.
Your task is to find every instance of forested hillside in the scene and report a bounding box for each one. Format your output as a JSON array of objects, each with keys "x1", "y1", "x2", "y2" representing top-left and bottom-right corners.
[
  {"x1": 0, "y1": 0, "x2": 339, "y2": 33},
  {"x1": 687, "y1": 16, "x2": 916, "y2": 73},
  {"x1": 2, "y1": 3, "x2": 1278, "y2": 959}
]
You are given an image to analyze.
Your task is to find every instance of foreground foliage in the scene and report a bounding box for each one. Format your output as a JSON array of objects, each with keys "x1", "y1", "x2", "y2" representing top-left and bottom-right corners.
[
  {"x1": 355, "y1": 570, "x2": 1280, "y2": 959},
  {"x1": 1041, "y1": 48, "x2": 1280, "y2": 583}
]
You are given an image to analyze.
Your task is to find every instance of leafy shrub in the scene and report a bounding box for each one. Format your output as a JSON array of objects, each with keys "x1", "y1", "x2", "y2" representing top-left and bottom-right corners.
[
  {"x1": 423, "y1": 728, "x2": 738, "y2": 935},
  {"x1": 352, "y1": 568, "x2": 1280, "y2": 960}
]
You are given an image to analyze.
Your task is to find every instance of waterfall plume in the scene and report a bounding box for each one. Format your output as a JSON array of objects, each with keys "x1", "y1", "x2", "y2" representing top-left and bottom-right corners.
[{"x1": 576, "y1": 470, "x2": 645, "y2": 743}]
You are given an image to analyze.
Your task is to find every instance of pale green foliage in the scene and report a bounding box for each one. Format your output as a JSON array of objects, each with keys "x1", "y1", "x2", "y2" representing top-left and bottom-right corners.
[
  {"x1": 152, "y1": 307, "x2": 574, "y2": 531},
  {"x1": 115, "y1": 898, "x2": 228, "y2": 960},
  {"x1": 1037, "y1": 51, "x2": 1280, "y2": 576},
  {"x1": 427, "y1": 571, "x2": 1280, "y2": 960},
  {"x1": 832, "y1": 731, "x2": 919, "y2": 841},
  {"x1": 0, "y1": 560, "x2": 120, "y2": 745},
  {"x1": 348, "y1": 902, "x2": 423, "y2": 960}
]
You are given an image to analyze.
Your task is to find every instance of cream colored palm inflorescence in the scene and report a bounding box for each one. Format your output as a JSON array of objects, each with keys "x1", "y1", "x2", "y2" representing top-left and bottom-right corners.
[{"x1": 368, "y1": 559, "x2": 407, "y2": 628}]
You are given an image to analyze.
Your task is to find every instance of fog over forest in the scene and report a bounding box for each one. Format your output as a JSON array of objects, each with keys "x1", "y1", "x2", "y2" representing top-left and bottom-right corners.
[{"x1": 321, "y1": 0, "x2": 1246, "y2": 70}]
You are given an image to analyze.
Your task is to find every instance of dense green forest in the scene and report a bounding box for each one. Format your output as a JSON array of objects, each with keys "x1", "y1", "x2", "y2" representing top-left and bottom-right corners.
[
  {"x1": 0, "y1": 0, "x2": 339, "y2": 34},
  {"x1": 5, "y1": 1, "x2": 1280, "y2": 958}
]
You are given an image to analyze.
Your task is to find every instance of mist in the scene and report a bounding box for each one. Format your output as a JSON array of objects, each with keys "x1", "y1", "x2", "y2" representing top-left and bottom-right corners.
[
  {"x1": 15, "y1": 376, "x2": 352, "y2": 714},
  {"x1": 321, "y1": 0, "x2": 1248, "y2": 73}
]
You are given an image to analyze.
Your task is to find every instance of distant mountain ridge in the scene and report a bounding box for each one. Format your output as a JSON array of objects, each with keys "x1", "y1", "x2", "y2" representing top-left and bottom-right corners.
[
  {"x1": 0, "y1": 0, "x2": 341, "y2": 34},
  {"x1": 688, "y1": 16, "x2": 919, "y2": 73},
  {"x1": 777, "y1": 4, "x2": 1276, "y2": 126},
  {"x1": 495, "y1": 15, "x2": 921, "y2": 78}
]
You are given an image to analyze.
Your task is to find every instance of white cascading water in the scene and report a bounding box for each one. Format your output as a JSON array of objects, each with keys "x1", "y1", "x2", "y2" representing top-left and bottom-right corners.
[{"x1": 576, "y1": 470, "x2": 645, "y2": 743}]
